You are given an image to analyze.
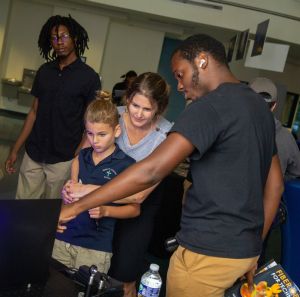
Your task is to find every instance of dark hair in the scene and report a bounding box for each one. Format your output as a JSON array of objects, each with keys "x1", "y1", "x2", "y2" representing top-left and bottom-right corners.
[
  {"x1": 126, "y1": 72, "x2": 169, "y2": 116},
  {"x1": 121, "y1": 70, "x2": 137, "y2": 79},
  {"x1": 85, "y1": 92, "x2": 119, "y2": 128},
  {"x1": 172, "y1": 34, "x2": 228, "y2": 67},
  {"x1": 38, "y1": 15, "x2": 89, "y2": 61}
]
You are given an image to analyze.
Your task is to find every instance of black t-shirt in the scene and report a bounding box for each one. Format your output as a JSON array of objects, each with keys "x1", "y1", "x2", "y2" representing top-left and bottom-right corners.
[
  {"x1": 26, "y1": 58, "x2": 101, "y2": 163},
  {"x1": 171, "y1": 82, "x2": 276, "y2": 259}
]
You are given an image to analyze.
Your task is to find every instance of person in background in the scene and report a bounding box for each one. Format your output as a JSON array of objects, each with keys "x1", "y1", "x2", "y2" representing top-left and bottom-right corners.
[
  {"x1": 5, "y1": 15, "x2": 101, "y2": 199},
  {"x1": 250, "y1": 77, "x2": 300, "y2": 267},
  {"x1": 59, "y1": 34, "x2": 283, "y2": 297},
  {"x1": 62, "y1": 72, "x2": 172, "y2": 297},
  {"x1": 250, "y1": 77, "x2": 300, "y2": 180},
  {"x1": 53, "y1": 95, "x2": 139, "y2": 272},
  {"x1": 112, "y1": 70, "x2": 137, "y2": 106}
]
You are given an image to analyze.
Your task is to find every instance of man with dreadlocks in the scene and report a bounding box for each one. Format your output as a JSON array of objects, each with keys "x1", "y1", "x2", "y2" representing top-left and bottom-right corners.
[{"x1": 5, "y1": 15, "x2": 101, "y2": 199}]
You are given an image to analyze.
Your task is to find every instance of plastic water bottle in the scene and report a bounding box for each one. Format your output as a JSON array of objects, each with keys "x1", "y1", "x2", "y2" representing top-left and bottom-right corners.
[{"x1": 138, "y1": 263, "x2": 162, "y2": 297}]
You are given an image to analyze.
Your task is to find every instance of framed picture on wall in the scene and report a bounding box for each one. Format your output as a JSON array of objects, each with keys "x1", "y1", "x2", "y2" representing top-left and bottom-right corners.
[
  {"x1": 236, "y1": 29, "x2": 249, "y2": 60},
  {"x1": 251, "y1": 19, "x2": 270, "y2": 57},
  {"x1": 227, "y1": 35, "x2": 237, "y2": 63}
]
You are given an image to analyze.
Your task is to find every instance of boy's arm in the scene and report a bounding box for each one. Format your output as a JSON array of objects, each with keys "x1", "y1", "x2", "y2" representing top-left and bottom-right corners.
[
  {"x1": 71, "y1": 156, "x2": 79, "y2": 182},
  {"x1": 62, "y1": 156, "x2": 80, "y2": 203},
  {"x1": 89, "y1": 204, "x2": 140, "y2": 219}
]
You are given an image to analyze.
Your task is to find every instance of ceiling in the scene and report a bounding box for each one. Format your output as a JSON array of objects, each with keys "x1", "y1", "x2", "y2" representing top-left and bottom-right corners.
[{"x1": 66, "y1": 0, "x2": 300, "y2": 63}]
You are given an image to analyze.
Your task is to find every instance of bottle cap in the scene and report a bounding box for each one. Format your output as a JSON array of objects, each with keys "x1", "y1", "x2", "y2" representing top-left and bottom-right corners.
[{"x1": 150, "y1": 263, "x2": 159, "y2": 272}]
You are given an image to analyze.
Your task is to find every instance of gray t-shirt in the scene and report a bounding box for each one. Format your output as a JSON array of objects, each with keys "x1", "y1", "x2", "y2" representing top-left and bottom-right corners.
[
  {"x1": 274, "y1": 117, "x2": 300, "y2": 180},
  {"x1": 171, "y1": 83, "x2": 276, "y2": 259},
  {"x1": 116, "y1": 106, "x2": 173, "y2": 161}
]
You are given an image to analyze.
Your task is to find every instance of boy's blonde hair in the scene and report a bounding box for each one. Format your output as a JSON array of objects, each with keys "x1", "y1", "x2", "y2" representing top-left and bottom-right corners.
[{"x1": 84, "y1": 91, "x2": 119, "y2": 127}]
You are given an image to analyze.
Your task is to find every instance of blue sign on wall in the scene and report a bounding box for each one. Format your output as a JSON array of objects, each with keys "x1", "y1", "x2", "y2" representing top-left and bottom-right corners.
[{"x1": 158, "y1": 37, "x2": 185, "y2": 123}]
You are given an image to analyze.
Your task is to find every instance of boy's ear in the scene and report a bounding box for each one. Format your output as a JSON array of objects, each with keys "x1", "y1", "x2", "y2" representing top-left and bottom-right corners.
[{"x1": 114, "y1": 124, "x2": 121, "y2": 138}]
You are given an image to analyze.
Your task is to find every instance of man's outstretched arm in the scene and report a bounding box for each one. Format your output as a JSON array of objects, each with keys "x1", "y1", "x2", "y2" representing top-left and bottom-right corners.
[{"x1": 59, "y1": 132, "x2": 194, "y2": 224}]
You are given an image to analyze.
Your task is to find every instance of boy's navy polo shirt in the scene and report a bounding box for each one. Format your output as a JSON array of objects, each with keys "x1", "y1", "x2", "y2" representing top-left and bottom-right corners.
[
  {"x1": 57, "y1": 145, "x2": 135, "y2": 252},
  {"x1": 26, "y1": 58, "x2": 101, "y2": 164}
]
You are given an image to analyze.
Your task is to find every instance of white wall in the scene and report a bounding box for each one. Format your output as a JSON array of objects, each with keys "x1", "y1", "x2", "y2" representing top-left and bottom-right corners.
[
  {"x1": 1, "y1": 0, "x2": 49, "y2": 80},
  {"x1": 0, "y1": 0, "x2": 11, "y2": 61},
  {"x1": 82, "y1": 0, "x2": 300, "y2": 45},
  {"x1": 0, "y1": 0, "x2": 300, "y2": 98},
  {"x1": 0, "y1": 0, "x2": 165, "y2": 92},
  {"x1": 0, "y1": 0, "x2": 110, "y2": 80},
  {"x1": 260, "y1": 63, "x2": 300, "y2": 95},
  {"x1": 230, "y1": 53, "x2": 300, "y2": 95},
  {"x1": 100, "y1": 22, "x2": 164, "y2": 90}
]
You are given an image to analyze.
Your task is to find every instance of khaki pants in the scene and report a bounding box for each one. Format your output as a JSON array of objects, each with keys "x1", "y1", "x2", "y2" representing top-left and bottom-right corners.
[
  {"x1": 166, "y1": 246, "x2": 258, "y2": 297},
  {"x1": 16, "y1": 152, "x2": 72, "y2": 199},
  {"x1": 52, "y1": 239, "x2": 112, "y2": 273}
]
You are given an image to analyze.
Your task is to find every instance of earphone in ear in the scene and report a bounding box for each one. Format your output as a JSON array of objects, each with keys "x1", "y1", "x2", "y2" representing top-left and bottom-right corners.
[{"x1": 199, "y1": 59, "x2": 205, "y2": 68}]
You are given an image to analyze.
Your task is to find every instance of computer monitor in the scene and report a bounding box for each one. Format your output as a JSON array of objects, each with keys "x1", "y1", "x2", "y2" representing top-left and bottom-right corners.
[{"x1": 0, "y1": 199, "x2": 61, "y2": 289}]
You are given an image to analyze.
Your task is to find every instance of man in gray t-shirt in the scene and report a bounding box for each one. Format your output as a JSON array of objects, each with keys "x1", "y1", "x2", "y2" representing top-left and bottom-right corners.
[{"x1": 250, "y1": 77, "x2": 300, "y2": 180}]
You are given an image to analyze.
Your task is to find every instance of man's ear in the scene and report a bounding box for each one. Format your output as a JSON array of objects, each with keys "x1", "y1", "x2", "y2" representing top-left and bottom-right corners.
[
  {"x1": 195, "y1": 53, "x2": 208, "y2": 70},
  {"x1": 114, "y1": 124, "x2": 122, "y2": 138}
]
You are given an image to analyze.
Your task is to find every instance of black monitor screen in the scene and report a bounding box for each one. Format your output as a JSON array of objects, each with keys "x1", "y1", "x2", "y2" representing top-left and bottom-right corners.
[{"x1": 251, "y1": 19, "x2": 270, "y2": 57}]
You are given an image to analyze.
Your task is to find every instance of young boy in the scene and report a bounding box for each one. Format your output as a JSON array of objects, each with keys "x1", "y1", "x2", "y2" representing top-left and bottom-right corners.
[{"x1": 53, "y1": 95, "x2": 139, "y2": 273}]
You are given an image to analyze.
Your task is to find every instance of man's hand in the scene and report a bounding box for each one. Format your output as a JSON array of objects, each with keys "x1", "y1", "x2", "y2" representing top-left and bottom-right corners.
[
  {"x1": 5, "y1": 151, "x2": 18, "y2": 174},
  {"x1": 57, "y1": 221, "x2": 68, "y2": 233},
  {"x1": 244, "y1": 261, "x2": 258, "y2": 293},
  {"x1": 57, "y1": 204, "x2": 77, "y2": 233}
]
